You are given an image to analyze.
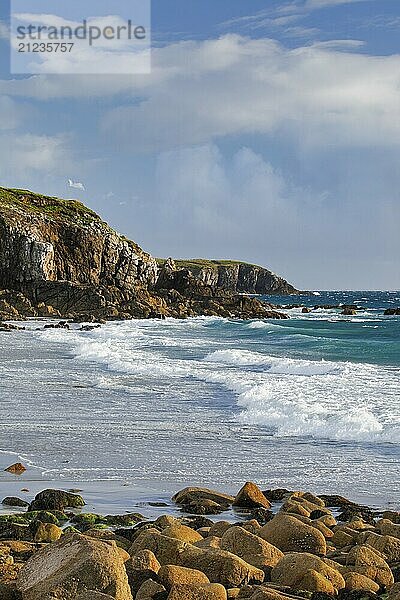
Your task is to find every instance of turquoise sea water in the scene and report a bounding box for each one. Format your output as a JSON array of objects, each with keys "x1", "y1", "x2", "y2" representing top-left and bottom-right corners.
[{"x1": 0, "y1": 290, "x2": 399, "y2": 507}]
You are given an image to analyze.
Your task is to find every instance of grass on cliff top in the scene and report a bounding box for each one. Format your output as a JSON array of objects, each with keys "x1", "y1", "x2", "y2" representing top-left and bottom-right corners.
[
  {"x1": 156, "y1": 258, "x2": 266, "y2": 271},
  {"x1": 0, "y1": 187, "x2": 101, "y2": 225}
]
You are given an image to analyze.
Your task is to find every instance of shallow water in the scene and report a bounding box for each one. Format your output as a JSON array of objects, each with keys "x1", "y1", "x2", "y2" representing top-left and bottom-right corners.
[{"x1": 0, "y1": 291, "x2": 399, "y2": 509}]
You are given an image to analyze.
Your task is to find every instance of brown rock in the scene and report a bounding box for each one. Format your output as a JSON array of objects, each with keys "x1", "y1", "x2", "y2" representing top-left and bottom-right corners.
[
  {"x1": 33, "y1": 524, "x2": 62, "y2": 543},
  {"x1": 172, "y1": 488, "x2": 234, "y2": 506},
  {"x1": 233, "y1": 483, "x2": 271, "y2": 510},
  {"x1": 346, "y1": 544, "x2": 394, "y2": 586},
  {"x1": 209, "y1": 522, "x2": 232, "y2": 538},
  {"x1": 129, "y1": 530, "x2": 188, "y2": 565},
  {"x1": 136, "y1": 578, "x2": 166, "y2": 599},
  {"x1": 179, "y1": 546, "x2": 264, "y2": 587},
  {"x1": 16, "y1": 532, "x2": 133, "y2": 600},
  {"x1": 162, "y1": 524, "x2": 203, "y2": 544},
  {"x1": 159, "y1": 565, "x2": 210, "y2": 588},
  {"x1": 271, "y1": 552, "x2": 345, "y2": 591},
  {"x1": 195, "y1": 537, "x2": 222, "y2": 549},
  {"x1": 344, "y1": 572, "x2": 380, "y2": 592},
  {"x1": 383, "y1": 511, "x2": 400, "y2": 525},
  {"x1": 377, "y1": 519, "x2": 400, "y2": 540},
  {"x1": 298, "y1": 569, "x2": 335, "y2": 594},
  {"x1": 167, "y1": 583, "x2": 227, "y2": 599},
  {"x1": 220, "y1": 526, "x2": 283, "y2": 569},
  {"x1": 331, "y1": 530, "x2": 355, "y2": 548},
  {"x1": 4, "y1": 464, "x2": 26, "y2": 475},
  {"x1": 364, "y1": 532, "x2": 400, "y2": 564},
  {"x1": 259, "y1": 513, "x2": 327, "y2": 555},
  {"x1": 131, "y1": 550, "x2": 161, "y2": 573}
]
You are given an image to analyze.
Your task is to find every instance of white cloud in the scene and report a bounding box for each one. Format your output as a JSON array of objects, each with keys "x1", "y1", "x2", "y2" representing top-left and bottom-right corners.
[
  {"x1": 0, "y1": 20, "x2": 9, "y2": 39},
  {"x1": 0, "y1": 97, "x2": 26, "y2": 130},
  {"x1": 0, "y1": 133, "x2": 75, "y2": 179},
  {"x1": 306, "y1": 0, "x2": 370, "y2": 7},
  {"x1": 130, "y1": 142, "x2": 399, "y2": 289},
  {"x1": 98, "y1": 35, "x2": 400, "y2": 153}
]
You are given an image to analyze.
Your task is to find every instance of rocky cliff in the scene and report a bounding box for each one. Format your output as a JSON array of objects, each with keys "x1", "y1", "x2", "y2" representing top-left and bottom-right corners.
[
  {"x1": 157, "y1": 259, "x2": 298, "y2": 295},
  {"x1": 0, "y1": 187, "x2": 289, "y2": 321}
]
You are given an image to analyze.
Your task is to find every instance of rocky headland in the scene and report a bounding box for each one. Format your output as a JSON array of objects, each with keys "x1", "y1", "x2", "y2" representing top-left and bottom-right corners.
[
  {"x1": 0, "y1": 187, "x2": 295, "y2": 323},
  {"x1": 0, "y1": 482, "x2": 399, "y2": 600}
]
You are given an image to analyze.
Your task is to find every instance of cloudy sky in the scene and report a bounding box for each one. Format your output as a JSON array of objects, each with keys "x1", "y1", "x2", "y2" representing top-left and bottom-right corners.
[{"x1": 0, "y1": 0, "x2": 399, "y2": 290}]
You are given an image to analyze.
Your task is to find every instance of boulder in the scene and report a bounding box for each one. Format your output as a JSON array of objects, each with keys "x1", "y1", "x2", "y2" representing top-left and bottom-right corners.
[
  {"x1": 377, "y1": 519, "x2": 400, "y2": 540},
  {"x1": 162, "y1": 525, "x2": 203, "y2": 544},
  {"x1": 271, "y1": 552, "x2": 345, "y2": 591},
  {"x1": 383, "y1": 511, "x2": 400, "y2": 524},
  {"x1": 331, "y1": 530, "x2": 354, "y2": 548},
  {"x1": 28, "y1": 489, "x2": 85, "y2": 512},
  {"x1": 2, "y1": 498, "x2": 29, "y2": 508},
  {"x1": 195, "y1": 537, "x2": 222, "y2": 550},
  {"x1": 4, "y1": 464, "x2": 26, "y2": 475},
  {"x1": 125, "y1": 549, "x2": 162, "y2": 595},
  {"x1": 259, "y1": 513, "x2": 327, "y2": 555},
  {"x1": 16, "y1": 532, "x2": 132, "y2": 599},
  {"x1": 346, "y1": 544, "x2": 394, "y2": 586},
  {"x1": 364, "y1": 532, "x2": 400, "y2": 564},
  {"x1": 167, "y1": 583, "x2": 227, "y2": 599},
  {"x1": 298, "y1": 569, "x2": 335, "y2": 594},
  {"x1": 233, "y1": 483, "x2": 271, "y2": 510},
  {"x1": 158, "y1": 565, "x2": 210, "y2": 587},
  {"x1": 131, "y1": 550, "x2": 161, "y2": 573},
  {"x1": 129, "y1": 530, "x2": 188, "y2": 565},
  {"x1": 136, "y1": 578, "x2": 166, "y2": 599},
  {"x1": 220, "y1": 527, "x2": 283, "y2": 569},
  {"x1": 172, "y1": 488, "x2": 234, "y2": 507},
  {"x1": 209, "y1": 522, "x2": 232, "y2": 538},
  {"x1": 33, "y1": 523, "x2": 62, "y2": 543},
  {"x1": 179, "y1": 546, "x2": 264, "y2": 587},
  {"x1": 344, "y1": 572, "x2": 380, "y2": 592}
]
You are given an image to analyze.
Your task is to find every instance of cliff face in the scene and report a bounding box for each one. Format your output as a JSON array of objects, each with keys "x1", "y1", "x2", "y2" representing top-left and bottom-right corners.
[
  {"x1": 0, "y1": 188, "x2": 158, "y2": 292},
  {"x1": 0, "y1": 187, "x2": 291, "y2": 321},
  {"x1": 157, "y1": 259, "x2": 298, "y2": 295}
]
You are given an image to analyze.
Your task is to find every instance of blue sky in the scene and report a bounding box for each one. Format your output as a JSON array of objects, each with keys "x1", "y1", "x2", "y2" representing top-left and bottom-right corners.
[{"x1": 0, "y1": 0, "x2": 399, "y2": 289}]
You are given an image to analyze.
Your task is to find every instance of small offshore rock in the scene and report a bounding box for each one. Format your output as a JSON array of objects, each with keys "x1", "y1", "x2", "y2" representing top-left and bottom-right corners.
[
  {"x1": 28, "y1": 488, "x2": 85, "y2": 511},
  {"x1": 2, "y1": 497, "x2": 29, "y2": 508},
  {"x1": 233, "y1": 483, "x2": 271, "y2": 510},
  {"x1": 4, "y1": 463, "x2": 26, "y2": 475}
]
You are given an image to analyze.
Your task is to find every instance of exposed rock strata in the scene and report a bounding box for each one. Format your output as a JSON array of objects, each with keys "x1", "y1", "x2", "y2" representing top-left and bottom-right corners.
[{"x1": 0, "y1": 188, "x2": 291, "y2": 321}]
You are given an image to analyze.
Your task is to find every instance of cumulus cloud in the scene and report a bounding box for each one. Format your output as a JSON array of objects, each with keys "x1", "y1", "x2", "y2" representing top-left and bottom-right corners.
[
  {"x1": 127, "y1": 142, "x2": 400, "y2": 290},
  {"x1": 0, "y1": 133, "x2": 76, "y2": 180},
  {"x1": 99, "y1": 35, "x2": 400, "y2": 153}
]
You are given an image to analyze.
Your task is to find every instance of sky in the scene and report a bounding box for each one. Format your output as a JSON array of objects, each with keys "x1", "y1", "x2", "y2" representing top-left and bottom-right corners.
[{"x1": 0, "y1": 0, "x2": 399, "y2": 290}]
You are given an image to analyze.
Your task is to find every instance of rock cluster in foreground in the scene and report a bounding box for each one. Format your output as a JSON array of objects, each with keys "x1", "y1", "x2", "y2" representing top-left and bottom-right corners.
[
  {"x1": 0, "y1": 483, "x2": 399, "y2": 600},
  {"x1": 0, "y1": 188, "x2": 293, "y2": 322}
]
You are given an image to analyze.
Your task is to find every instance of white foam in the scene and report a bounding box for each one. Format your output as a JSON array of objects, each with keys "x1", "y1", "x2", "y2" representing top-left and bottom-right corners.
[{"x1": 38, "y1": 319, "x2": 400, "y2": 445}]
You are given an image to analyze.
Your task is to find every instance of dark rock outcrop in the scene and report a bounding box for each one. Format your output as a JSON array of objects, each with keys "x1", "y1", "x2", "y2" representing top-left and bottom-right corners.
[
  {"x1": 157, "y1": 258, "x2": 298, "y2": 295},
  {"x1": 0, "y1": 187, "x2": 292, "y2": 321}
]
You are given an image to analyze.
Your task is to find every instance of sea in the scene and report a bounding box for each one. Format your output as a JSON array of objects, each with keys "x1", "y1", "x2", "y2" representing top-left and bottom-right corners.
[{"x1": 0, "y1": 290, "x2": 399, "y2": 512}]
